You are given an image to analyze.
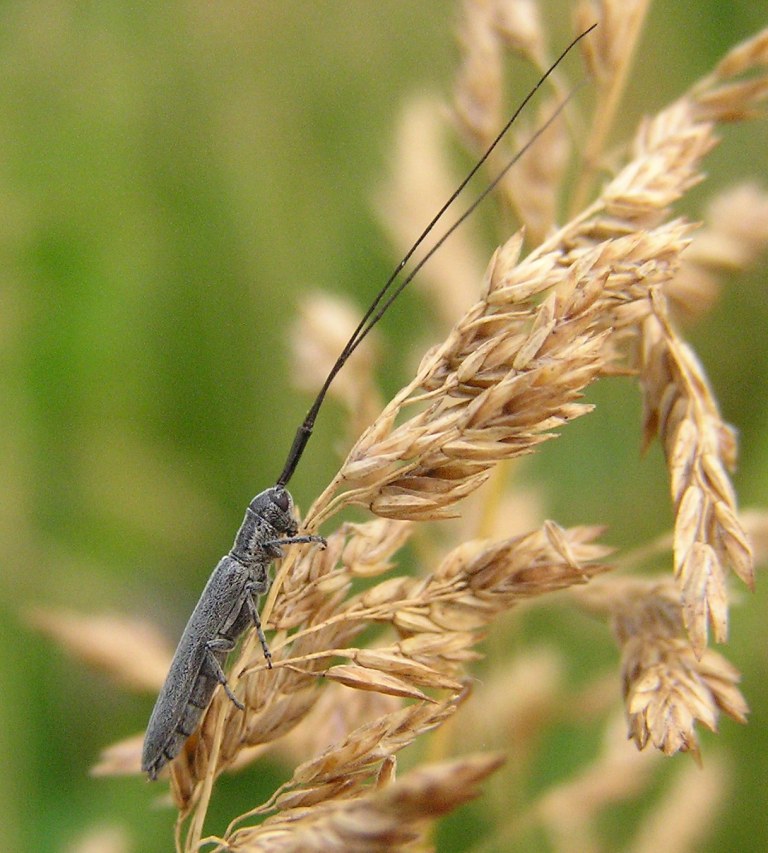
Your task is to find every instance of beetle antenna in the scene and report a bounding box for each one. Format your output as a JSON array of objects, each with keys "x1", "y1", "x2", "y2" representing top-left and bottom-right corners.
[{"x1": 276, "y1": 23, "x2": 596, "y2": 488}]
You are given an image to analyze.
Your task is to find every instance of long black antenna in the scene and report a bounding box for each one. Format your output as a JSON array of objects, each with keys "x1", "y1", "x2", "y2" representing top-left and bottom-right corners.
[{"x1": 276, "y1": 23, "x2": 596, "y2": 488}]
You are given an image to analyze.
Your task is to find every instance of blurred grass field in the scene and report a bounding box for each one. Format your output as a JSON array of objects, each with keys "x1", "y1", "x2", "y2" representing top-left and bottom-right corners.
[{"x1": 0, "y1": 2, "x2": 766, "y2": 851}]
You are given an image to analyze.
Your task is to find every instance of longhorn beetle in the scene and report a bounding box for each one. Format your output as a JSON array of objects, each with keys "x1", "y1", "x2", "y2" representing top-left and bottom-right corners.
[{"x1": 141, "y1": 23, "x2": 596, "y2": 781}]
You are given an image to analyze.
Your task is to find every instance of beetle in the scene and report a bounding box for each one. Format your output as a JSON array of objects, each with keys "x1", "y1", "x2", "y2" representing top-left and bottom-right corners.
[{"x1": 141, "y1": 487, "x2": 323, "y2": 779}]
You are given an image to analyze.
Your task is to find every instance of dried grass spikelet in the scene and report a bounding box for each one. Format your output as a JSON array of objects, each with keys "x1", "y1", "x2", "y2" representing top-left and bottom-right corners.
[
  {"x1": 268, "y1": 700, "x2": 463, "y2": 810},
  {"x1": 216, "y1": 753, "x2": 504, "y2": 852},
  {"x1": 92, "y1": 733, "x2": 148, "y2": 778},
  {"x1": 504, "y1": 95, "x2": 571, "y2": 241},
  {"x1": 639, "y1": 292, "x2": 754, "y2": 654},
  {"x1": 454, "y1": 0, "x2": 505, "y2": 154},
  {"x1": 496, "y1": 0, "x2": 547, "y2": 71},
  {"x1": 456, "y1": 646, "x2": 564, "y2": 757},
  {"x1": 666, "y1": 183, "x2": 768, "y2": 321},
  {"x1": 740, "y1": 508, "x2": 768, "y2": 564},
  {"x1": 307, "y1": 223, "x2": 688, "y2": 528},
  {"x1": 291, "y1": 292, "x2": 383, "y2": 439},
  {"x1": 571, "y1": 0, "x2": 651, "y2": 212},
  {"x1": 628, "y1": 754, "x2": 730, "y2": 853},
  {"x1": 578, "y1": 578, "x2": 748, "y2": 757},
  {"x1": 530, "y1": 715, "x2": 730, "y2": 853},
  {"x1": 576, "y1": 0, "x2": 651, "y2": 91},
  {"x1": 64, "y1": 825, "x2": 131, "y2": 853},
  {"x1": 689, "y1": 28, "x2": 768, "y2": 123},
  {"x1": 26, "y1": 608, "x2": 172, "y2": 692},
  {"x1": 494, "y1": 0, "x2": 546, "y2": 66},
  {"x1": 694, "y1": 183, "x2": 768, "y2": 266},
  {"x1": 455, "y1": 1, "x2": 574, "y2": 243},
  {"x1": 532, "y1": 715, "x2": 660, "y2": 852},
  {"x1": 268, "y1": 682, "x2": 402, "y2": 770},
  {"x1": 375, "y1": 96, "x2": 488, "y2": 324}
]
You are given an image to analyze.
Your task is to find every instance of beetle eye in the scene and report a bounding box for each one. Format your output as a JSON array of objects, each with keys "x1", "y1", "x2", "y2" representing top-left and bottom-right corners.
[{"x1": 272, "y1": 488, "x2": 290, "y2": 512}]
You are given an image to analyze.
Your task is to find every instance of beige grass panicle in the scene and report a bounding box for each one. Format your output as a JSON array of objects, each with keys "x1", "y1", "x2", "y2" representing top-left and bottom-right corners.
[
  {"x1": 577, "y1": 578, "x2": 749, "y2": 757},
  {"x1": 218, "y1": 753, "x2": 505, "y2": 852},
  {"x1": 52, "y1": 7, "x2": 767, "y2": 851},
  {"x1": 172, "y1": 19, "x2": 765, "y2": 847}
]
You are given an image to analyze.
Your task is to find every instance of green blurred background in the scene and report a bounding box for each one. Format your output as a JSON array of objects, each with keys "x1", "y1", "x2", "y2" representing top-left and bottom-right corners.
[{"x1": 0, "y1": 2, "x2": 766, "y2": 851}]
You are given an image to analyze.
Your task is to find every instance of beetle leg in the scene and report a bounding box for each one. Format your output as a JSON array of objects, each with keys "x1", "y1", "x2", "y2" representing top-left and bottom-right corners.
[
  {"x1": 243, "y1": 583, "x2": 273, "y2": 669},
  {"x1": 205, "y1": 638, "x2": 245, "y2": 710}
]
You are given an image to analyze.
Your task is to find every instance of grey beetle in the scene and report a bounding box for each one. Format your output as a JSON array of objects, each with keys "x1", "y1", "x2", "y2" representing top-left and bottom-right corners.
[{"x1": 142, "y1": 487, "x2": 322, "y2": 779}]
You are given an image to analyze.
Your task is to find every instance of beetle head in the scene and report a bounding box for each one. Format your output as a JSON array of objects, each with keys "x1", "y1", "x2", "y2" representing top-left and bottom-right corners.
[{"x1": 249, "y1": 486, "x2": 298, "y2": 536}]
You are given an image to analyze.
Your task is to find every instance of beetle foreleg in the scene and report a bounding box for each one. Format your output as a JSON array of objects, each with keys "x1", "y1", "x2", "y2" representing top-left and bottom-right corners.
[{"x1": 262, "y1": 533, "x2": 326, "y2": 559}]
